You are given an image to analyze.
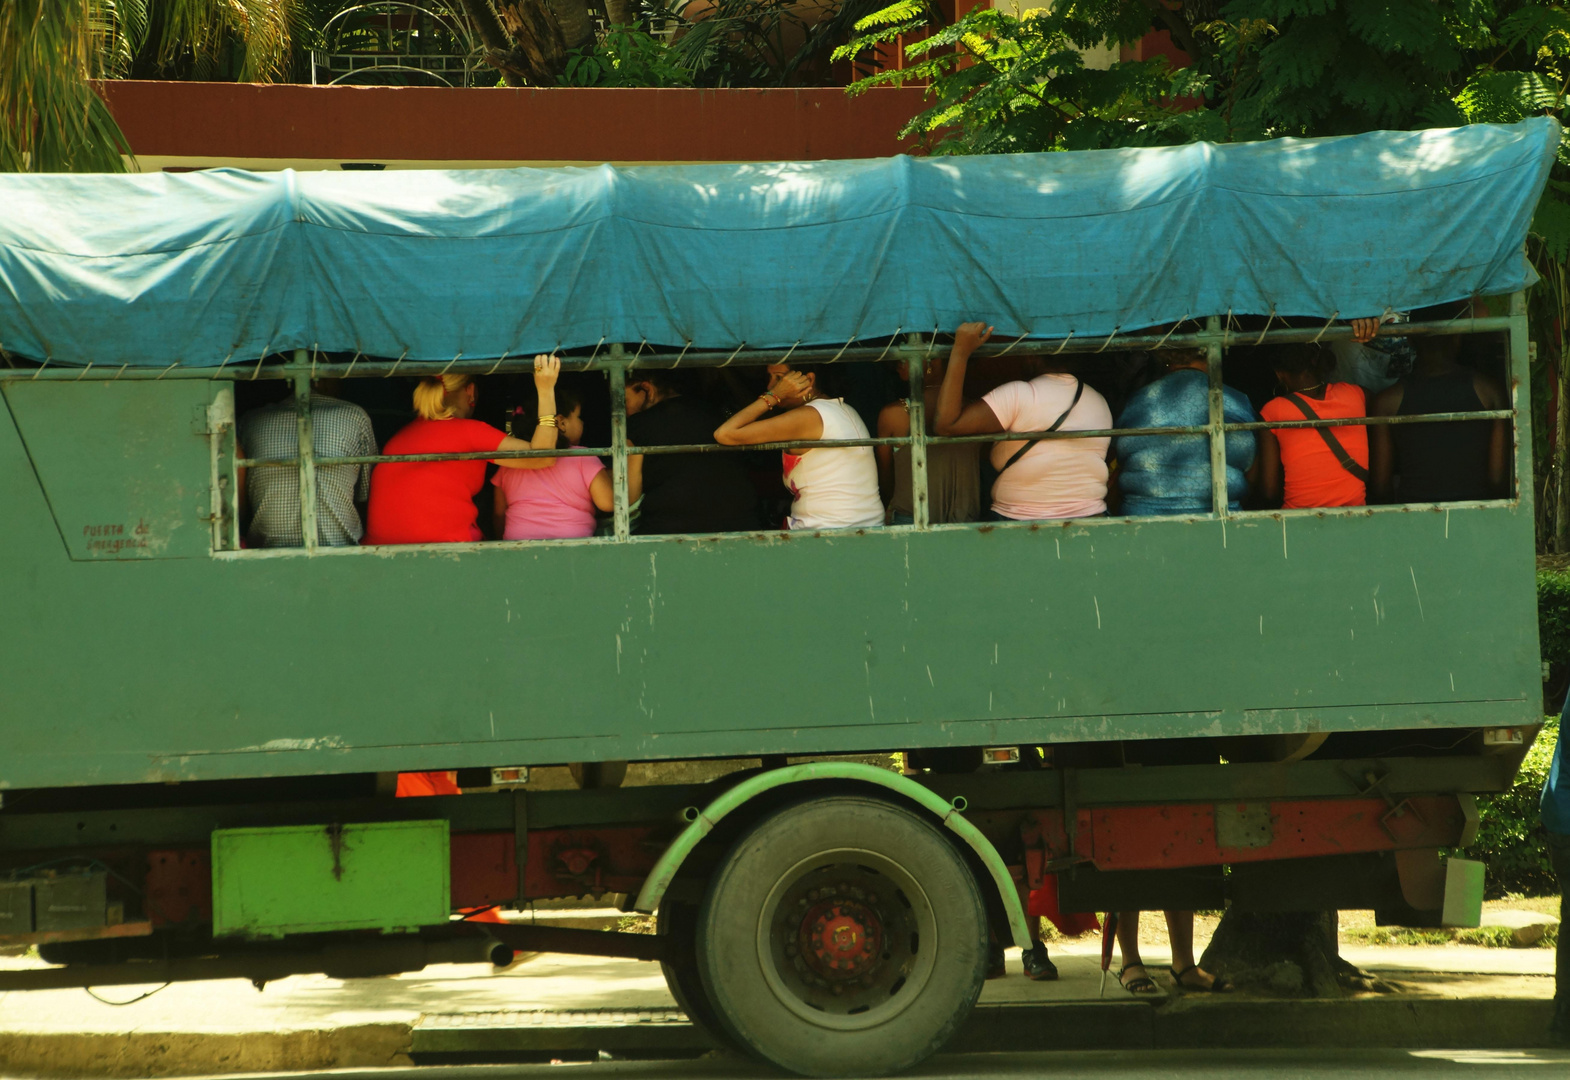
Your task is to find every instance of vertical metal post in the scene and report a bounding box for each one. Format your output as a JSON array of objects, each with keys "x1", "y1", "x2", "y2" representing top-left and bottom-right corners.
[
  {"x1": 226, "y1": 420, "x2": 242, "y2": 551},
  {"x1": 1509, "y1": 290, "x2": 1533, "y2": 510},
  {"x1": 206, "y1": 385, "x2": 234, "y2": 552},
  {"x1": 907, "y1": 343, "x2": 930, "y2": 530},
  {"x1": 513, "y1": 789, "x2": 530, "y2": 907},
  {"x1": 1205, "y1": 316, "x2": 1228, "y2": 517},
  {"x1": 608, "y1": 353, "x2": 630, "y2": 543},
  {"x1": 292, "y1": 352, "x2": 318, "y2": 553}
]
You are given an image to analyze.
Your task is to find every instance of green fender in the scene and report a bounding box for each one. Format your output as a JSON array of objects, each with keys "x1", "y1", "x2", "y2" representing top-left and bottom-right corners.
[{"x1": 631, "y1": 761, "x2": 1033, "y2": 949}]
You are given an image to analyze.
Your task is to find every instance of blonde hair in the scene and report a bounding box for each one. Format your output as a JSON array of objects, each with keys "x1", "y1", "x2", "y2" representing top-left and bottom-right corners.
[{"x1": 413, "y1": 374, "x2": 473, "y2": 420}]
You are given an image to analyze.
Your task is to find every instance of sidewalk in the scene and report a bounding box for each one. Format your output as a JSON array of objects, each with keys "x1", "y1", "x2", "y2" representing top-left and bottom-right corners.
[{"x1": 0, "y1": 934, "x2": 1557, "y2": 1077}]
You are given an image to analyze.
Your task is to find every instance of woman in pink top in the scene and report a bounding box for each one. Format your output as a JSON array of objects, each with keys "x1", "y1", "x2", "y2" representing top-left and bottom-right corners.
[
  {"x1": 934, "y1": 322, "x2": 1112, "y2": 520},
  {"x1": 493, "y1": 384, "x2": 642, "y2": 540}
]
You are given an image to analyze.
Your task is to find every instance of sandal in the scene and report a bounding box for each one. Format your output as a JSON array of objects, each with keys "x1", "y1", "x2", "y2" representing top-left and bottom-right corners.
[
  {"x1": 1169, "y1": 964, "x2": 1231, "y2": 992},
  {"x1": 1117, "y1": 963, "x2": 1159, "y2": 995}
]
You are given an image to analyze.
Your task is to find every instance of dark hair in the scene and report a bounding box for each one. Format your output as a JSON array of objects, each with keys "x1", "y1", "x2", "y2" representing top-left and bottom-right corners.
[
  {"x1": 1018, "y1": 352, "x2": 1080, "y2": 376},
  {"x1": 1270, "y1": 342, "x2": 1334, "y2": 379},
  {"x1": 627, "y1": 369, "x2": 691, "y2": 396},
  {"x1": 788, "y1": 361, "x2": 842, "y2": 399},
  {"x1": 513, "y1": 385, "x2": 583, "y2": 448},
  {"x1": 1409, "y1": 299, "x2": 1472, "y2": 324}
]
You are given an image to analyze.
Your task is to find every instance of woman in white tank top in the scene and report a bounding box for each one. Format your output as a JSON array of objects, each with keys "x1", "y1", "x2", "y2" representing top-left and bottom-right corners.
[{"x1": 714, "y1": 362, "x2": 884, "y2": 530}]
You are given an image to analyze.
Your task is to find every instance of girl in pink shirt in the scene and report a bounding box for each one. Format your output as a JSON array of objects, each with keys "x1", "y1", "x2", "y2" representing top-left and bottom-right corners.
[{"x1": 493, "y1": 385, "x2": 642, "y2": 540}]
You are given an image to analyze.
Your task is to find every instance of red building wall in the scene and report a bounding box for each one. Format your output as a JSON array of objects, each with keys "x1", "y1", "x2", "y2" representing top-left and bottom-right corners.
[{"x1": 94, "y1": 82, "x2": 930, "y2": 167}]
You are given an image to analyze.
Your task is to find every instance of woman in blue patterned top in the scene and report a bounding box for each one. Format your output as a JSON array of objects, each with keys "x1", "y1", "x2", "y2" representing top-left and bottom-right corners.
[{"x1": 1114, "y1": 348, "x2": 1258, "y2": 515}]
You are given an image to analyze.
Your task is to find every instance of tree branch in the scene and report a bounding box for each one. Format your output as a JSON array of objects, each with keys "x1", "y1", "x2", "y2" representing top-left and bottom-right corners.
[
  {"x1": 1137, "y1": 0, "x2": 1203, "y2": 62},
  {"x1": 456, "y1": 0, "x2": 528, "y2": 87}
]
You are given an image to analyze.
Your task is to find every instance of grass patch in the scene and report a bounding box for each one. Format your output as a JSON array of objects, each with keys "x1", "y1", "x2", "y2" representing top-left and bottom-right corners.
[
  {"x1": 615, "y1": 913, "x2": 656, "y2": 935},
  {"x1": 1342, "y1": 923, "x2": 1557, "y2": 948}
]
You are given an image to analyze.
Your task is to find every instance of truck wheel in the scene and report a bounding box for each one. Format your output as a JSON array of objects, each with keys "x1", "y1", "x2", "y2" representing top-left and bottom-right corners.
[
  {"x1": 656, "y1": 894, "x2": 737, "y2": 1050},
  {"x1": 695, "y1": 795, "x2": 988, "y2": 1077}
]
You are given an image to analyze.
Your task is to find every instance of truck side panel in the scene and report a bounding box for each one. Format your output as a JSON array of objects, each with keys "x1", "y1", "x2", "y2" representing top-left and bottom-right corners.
[{"x1": 0, "y1": 393, "x2": 1541, "y2": 789}]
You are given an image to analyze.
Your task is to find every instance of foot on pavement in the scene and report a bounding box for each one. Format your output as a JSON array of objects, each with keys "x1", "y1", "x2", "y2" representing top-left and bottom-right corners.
[{"x1": 1022, "y1": 943, "x2": 1059, "y2": 981}]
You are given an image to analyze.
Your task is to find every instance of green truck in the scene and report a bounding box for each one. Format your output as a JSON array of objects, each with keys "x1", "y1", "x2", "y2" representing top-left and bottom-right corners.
[{"x1": 0, "y1": 120, "x2": 1555, "y2": 1076}]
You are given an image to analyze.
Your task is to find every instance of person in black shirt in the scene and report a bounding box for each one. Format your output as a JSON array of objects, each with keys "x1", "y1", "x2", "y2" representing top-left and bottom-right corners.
[
  {"x1": 626, "y1": 371, "x2": 759, "y2": 534},
  {"x1": 1369, "y1": 301, "x2": 1509, "y2": 504}
]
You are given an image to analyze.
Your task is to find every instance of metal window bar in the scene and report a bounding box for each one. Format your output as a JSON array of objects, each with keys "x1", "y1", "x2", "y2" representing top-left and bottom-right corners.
[
  {"x1": 1206, "y1": 314, "x2": 1228, "y2": 517},
  {"x1": 3, "y1": 307, "x2": 1524, "y2": 551},
  {"x1": 293, "y1": 355, "x2": 319, "y2": 553},
  {"x1": 0, "y1": 313, "x2": 1523, "y2": 383},
  {"x1": 1510, "y1": 290, "x2": 1532, "y2": 503},
  {"x1": 907, "y1": 340, "x2": 930, "y2": 530}
]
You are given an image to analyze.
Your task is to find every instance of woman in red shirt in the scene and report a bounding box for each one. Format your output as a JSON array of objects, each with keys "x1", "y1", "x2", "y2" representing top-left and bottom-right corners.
[
  {"x1": 1257, "y1": 343, "x2": 1368, "y2": 509},
  {"x1": 365, "y1": 355, "x2": 563, "y2": 545},
  {"x1": 377, "y1": 355, "x2": 562, "y2": 803}
]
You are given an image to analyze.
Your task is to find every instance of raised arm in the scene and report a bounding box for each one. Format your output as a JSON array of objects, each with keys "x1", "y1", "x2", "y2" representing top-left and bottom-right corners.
[
  {"x1": 495, "y1": 354, "x2": 563, "y2": 471},
  {"x1": 1368, "y1": 383, "x2": 1402, "y2": 503},
  {"x1": 1256, "y1": 430, "x2": 1283, "y2": 507},
  {"x1": 1475, "y1": 373, "x2": 1510, "y2": 495},
  {"x1": 934, "y1": 322, "x2": 1003, "y2": 436},
  {"x1": 714, "y1": 372, "x2": 824, "y2": 446},
  {"x1": 590, "y1": 450, "x2": 643, "y2": 513}
]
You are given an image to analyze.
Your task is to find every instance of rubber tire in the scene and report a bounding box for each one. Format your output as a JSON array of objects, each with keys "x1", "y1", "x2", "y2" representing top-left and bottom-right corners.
[
  {"x1": 656, "y1": 893, "x2": 739, "y2": 1051},
  {"x1": 695, "y1": 795, "x2": 988, "y2": 1077}
]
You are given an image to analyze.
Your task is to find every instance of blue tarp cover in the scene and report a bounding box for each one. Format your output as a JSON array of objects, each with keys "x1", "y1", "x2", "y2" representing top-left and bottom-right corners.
[{"x1": 0, "y1": 118, "x2": 1558, "y2": 367}]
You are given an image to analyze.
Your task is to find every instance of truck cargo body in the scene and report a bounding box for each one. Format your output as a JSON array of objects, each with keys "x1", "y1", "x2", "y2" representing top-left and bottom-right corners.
[{"x1": 0, "y1": 124, "x2": 1554, "y2": 1076}]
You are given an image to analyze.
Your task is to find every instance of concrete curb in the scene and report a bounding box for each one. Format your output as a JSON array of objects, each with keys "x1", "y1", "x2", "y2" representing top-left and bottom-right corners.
[
  {"x1": 0, "y1": 998, "x2": 1555, "y2": 1076},
  {"x1": 0, "y1": 1026, "x2": 412, "y2": 1078},
  {"x1": 407, "y1": 997, "x2": 1559, "y2": 1060}
]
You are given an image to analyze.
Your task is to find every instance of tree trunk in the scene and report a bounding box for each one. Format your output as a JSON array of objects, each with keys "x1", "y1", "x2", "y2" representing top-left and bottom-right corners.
[
  {"x1": 544, "y1": 0, "x2": 596, "y2": 51},
  {"x1": 493, "y1": 0, "x2": 573, "y2": 83},
  {"x1": 458, "y1": 0, "x2": 562, "y2": 85},
  {"x1": 1198, "y1": 910, "x2": 1386, "y2": 997},
  {"x1": 604, "y1": 0, "x2": 636, "y2": 27}
]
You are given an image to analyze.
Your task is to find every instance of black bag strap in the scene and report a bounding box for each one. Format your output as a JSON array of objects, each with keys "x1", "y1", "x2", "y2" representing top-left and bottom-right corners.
[
  {"x1": 1283, "y1": 392, "x2": 1369, "y2": 483},
  {"x1": 998, "y1": 379, "x2": 1084, "y2": 476}
]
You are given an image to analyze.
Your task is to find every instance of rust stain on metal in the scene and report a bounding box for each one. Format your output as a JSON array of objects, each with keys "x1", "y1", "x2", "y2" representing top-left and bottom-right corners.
[{"x1": 326, "y1": 822, "x2": 345, "y2": 881}]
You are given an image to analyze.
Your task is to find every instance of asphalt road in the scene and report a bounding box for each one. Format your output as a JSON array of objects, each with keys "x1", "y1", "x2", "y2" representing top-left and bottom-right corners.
[{"x1": 141, "y1": 1048, "x2": 1570, "y2": 1080}]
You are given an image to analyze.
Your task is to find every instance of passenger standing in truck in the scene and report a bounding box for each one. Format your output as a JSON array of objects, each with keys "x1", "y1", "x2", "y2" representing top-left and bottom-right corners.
[
  {"x1": 625, "y1": 371, "x2": 759, "y2": 533},
  {"x1": 713, "y1": 362, "x2": 883, "y2": 530},
  {"x1": 1114, "y1": 347, "x2": 1257, "y2": 515},
  {"x1": 364, "y1": 358, "x2": 563, "y2": 545},
  {"x1": 934, "y1": 322, "x2": 1112, "y2": 520},
  {"x1": 494, "y1": 385, "x2": 641, "y2": 540},
  {"x1": 237, "y1": 380, "x2": 377, "y2": 547},
  {"x1": 1369, "y1": 302, "x2": 1509, "y2": 503},
  {"x1": 877, "y1": 356, "x2": 981, "y2": 524},
  {"x1": 1256, "y1": 343, "x2": 1368, "y2": 508}
]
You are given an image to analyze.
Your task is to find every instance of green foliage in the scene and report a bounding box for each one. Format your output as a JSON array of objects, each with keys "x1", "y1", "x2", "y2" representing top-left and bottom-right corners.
[
  {"x1": 1465, "y1": 714, "x2": 1559, "y2": 898},
  {"x1": 560, "y1": 25, "x2": 692, "y2": 88},
  {"x1": 1541, "y1": 569, "x2": 1570, "y2": 664},
  {"x1": 841, "y1": 3, "x2": 1570, "y2": 198},
  {"x1": 664, "y1": 0, "x2": 881, "y2": 88},
  {"x1": 1, "y1": 0, "x2": 134, "y2": 172},
  {"x1": 838, "y1": 5, "x2": 1209, "y2": 153}
]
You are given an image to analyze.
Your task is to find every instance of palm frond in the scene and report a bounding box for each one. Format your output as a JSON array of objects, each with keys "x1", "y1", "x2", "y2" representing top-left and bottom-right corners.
[
  {"x1": 151, "y1": 0, "x2": 295, "y2": 81},
  {"x1": 1, "y1": 0, "x2": 134, "y2": 172}
]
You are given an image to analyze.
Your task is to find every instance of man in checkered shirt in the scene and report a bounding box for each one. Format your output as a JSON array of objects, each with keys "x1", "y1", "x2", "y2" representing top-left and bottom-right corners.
[{"x1": 238, "y1": 382, "x2": 377, "y2": 547}]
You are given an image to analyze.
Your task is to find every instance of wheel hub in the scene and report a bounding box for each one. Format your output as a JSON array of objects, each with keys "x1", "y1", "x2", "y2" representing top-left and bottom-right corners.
[{"x1": 800, "y1": 899, "x2": 883, "y2": 981}]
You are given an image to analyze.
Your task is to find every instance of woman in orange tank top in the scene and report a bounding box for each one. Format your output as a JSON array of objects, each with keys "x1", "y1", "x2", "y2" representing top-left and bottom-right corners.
[{"x1": 1257, "y1": 343, "x2": 1368, "y2": 508}]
